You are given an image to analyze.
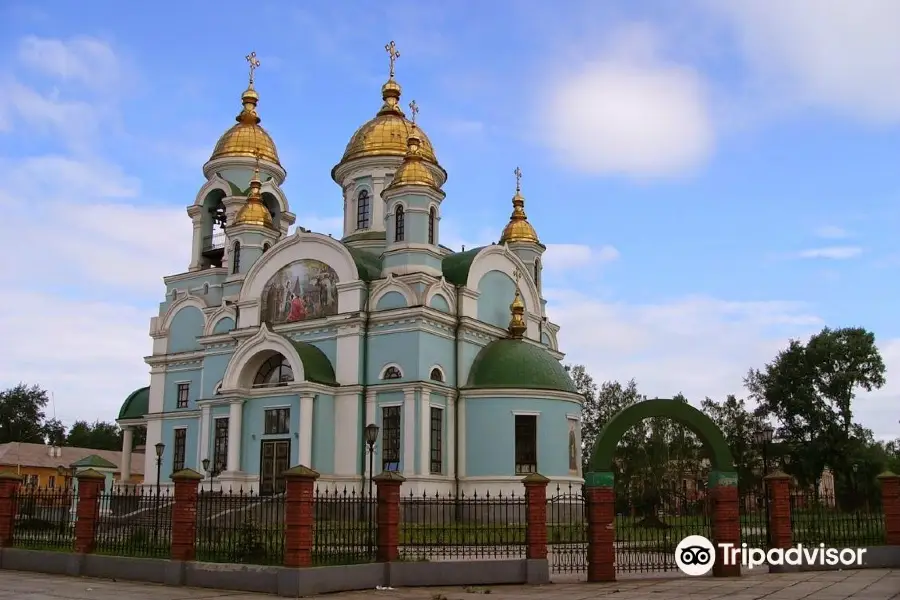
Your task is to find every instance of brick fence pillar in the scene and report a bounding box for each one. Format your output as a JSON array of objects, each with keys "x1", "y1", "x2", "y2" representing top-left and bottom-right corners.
[
  {"x1": 765, "y1": 472, "x2": 793, "y2": 550},
  {"x1": 877, "y1": 471, "x2": 900, "y2": 545},
  {"x1": 710, "y1": 471, "x2": 741, "y2": 577},
  {"x1": 283, "y1": 465, "x2": 320, "y2": 568},
  {"x1": 522, "y1": 473, "x2": 549, "y2": 560},
  {"x1": 585, "y1": 471, "x2": 616, "y2": 582},
  {"x1": 74, "y1": 469, "x2": 106, "y2": 554},
  {"x1": 171, "y1": 469, "x2": 203, "y2": 561},
  {"x1": 0, "y1": 472, "x2": 22, "y2": 547},
  {"x1": 374, "y1": 471, "x2": 405, "y2": 562}
]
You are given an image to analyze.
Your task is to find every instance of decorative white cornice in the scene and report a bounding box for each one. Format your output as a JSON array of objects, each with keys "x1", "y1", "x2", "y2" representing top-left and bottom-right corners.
[
  {"x1": 203, "y1": 155, "x2": 287, "y2": 186},
  {"x1": 163, "y1": 268, "x2": 227, "y2": 286},
  {"x1": 462, "y1": 388, "x2": 583, "y2": 404},
  {"x1": 144, "y1": 409, "x2": 202, "y2": 420},
  {"x1": 144, "y1": 350, "x2": 206, "y2": 367}
]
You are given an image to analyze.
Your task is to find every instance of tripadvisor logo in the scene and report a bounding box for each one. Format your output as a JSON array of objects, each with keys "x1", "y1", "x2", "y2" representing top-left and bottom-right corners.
[{"x1": 675, "y1": 535, "x2": 867, "y2": 576}]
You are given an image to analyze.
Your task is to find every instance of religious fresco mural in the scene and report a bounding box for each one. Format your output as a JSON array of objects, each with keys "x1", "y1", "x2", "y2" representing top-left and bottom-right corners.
[
  {"x1": 261, "y1": 259, "x2": 339, "y2": 325},
  {"x1": 568, "y1": 420, "x2": 578, "y2": 473}
]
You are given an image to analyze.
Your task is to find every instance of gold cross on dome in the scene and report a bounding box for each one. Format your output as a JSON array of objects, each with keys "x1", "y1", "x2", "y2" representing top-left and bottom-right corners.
[
  {"x1": 409, "y1": 100, "x2": 419, "y2": 124},
  {"x1": 246, "y1": 51, "x2": 261, "y2": 86},
  {"x1": 514, "y1": 166, "x2": 523, "y2": 193},
  {"x1": 385, "y1": 40, "x2": 400, "y2": 78}
]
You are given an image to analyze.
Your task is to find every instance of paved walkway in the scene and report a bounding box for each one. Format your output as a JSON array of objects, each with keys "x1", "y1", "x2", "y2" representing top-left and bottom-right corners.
[{"x1": 0, "y1": 569, "x2": 897, "y2": 599}]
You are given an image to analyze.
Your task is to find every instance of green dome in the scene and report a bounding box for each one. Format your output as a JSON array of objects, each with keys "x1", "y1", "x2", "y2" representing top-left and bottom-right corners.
[
  {"x1": 286, "y1": 339, "x2": 338, "y2": 386},
  {"x1": 465, "y1": 339, "x2": 576, "y2": 393},
  {"x1": 118, "y1": 386, "x2": 149, "y2": 420}
]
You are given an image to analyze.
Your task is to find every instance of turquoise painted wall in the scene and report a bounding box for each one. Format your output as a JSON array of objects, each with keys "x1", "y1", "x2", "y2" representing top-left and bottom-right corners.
[
  {"x1": 382, "y1": 251, "x2": 442, "y2": 271},
  {"x1": 368, "y1": 331, "x2": 418, "y2": 382},
  {"x1": 459, "y1": 339, "x2": 484, "y2": 385},
  {"x1": 476, "y1": 270, "x2": 516, "y2": 329},
  {"x1": 313, "y1": 395, "x2": 335, "y2": 473},
  {"x1": 201, "y1": 352, "x2": 232, "y2": 398},
  {"x1": 376, "y1": 291, "x2": 407, "y2": 310},
  {"x1": 161, "y1": 271, "x2": 226, "y2": 313},
  {"x1": 212, "y1": 317, "x2": 235, "y2": 335},
  {"x1": 465, "y1": 397, "x2": 577, "y2": 477},
  {"x1": 418, "y1": 332, "x2": 454, "y2": 385},
  {"x1": 164, "y1": 369, "x2": 201, "y2": 411},
  {"x1": 160, "y1": 417, "x2": 200, "y2": 481},
  {"x1": 429, "y1": 294, "x2": 450, "y2": 313},
  {"x1": 541, "y1": 332, "x2": 551, "y2": 346},
  {"x1": 168, "y1": 307, "x2": 205, "y2": 353},
  {"x1": 240, "y1": 394, "x2": 300, "y2": 472},
  {"x1": 375, "y1": 391, "x2": 405, "y2": 472}
]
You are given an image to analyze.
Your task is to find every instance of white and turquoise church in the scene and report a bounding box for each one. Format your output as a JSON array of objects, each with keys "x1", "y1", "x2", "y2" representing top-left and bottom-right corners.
[{"x1": 116, "y1": 48, "x2": 583, "y2": 495}]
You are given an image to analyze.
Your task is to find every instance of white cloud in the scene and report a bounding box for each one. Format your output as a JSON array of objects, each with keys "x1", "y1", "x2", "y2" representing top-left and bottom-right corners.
[
  {"x1": 708, "y1": 0, "x2": 900, "y2": 124},
  {"x1": 543, "y1": 244, "x2": 619, "y2": 271},
  {"x1": 797, "y1": 246, "x2": 863, "y2": 260},
  {"x1": 815, "y1": 225, "x2": 850, "y2": 239},
  {"x1": 18, "y1": 36, "x2": 125, "y2": 92},
  {"x1": 2, "y1": 79, "x2": 100, "y2": 148},
  {"x1": 547, "y1": 288, "x2": 900, "y2": 440},
  {"x1": 539, "y1": 25, "x2": 715, "y2": 178}
]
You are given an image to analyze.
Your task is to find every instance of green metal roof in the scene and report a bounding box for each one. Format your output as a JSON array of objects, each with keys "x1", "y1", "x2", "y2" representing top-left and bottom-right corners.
[
  {"x1": 442, "y1": 246, "x2": 485, "y2": 285},
  {"x1": 286, "y1": 338, "x2": 339, "y2": 386},
  {"x1": 343, "y1": 245, "x2": 383, "y2": 282},
  {"x1": 342, "y1": 230, "x2": 386, "y2": 242},
  {"x1": 71, "y1": 454, "x2": 117, "y2": 469},
  {"x1": 465, "y1": 339, "x2": 576, "y2": 393},
  {"x1": 118, "y1": 386, "x2": 149, "y2": 420}
]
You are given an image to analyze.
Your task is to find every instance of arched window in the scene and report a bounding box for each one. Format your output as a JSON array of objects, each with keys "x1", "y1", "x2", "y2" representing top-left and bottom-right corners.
[
  {"x1": 429, "y1": 367, "x2": 444, "y2": 382},
  {"x1": 232, "y1": 241, "x2": 241, "y2": 274},
  {"x1": 262, "y1": 243, "x2": 270, "y2": 253},
  {"x1": 356, "y1": 190, "x2": 370, "y2": 230},
  {"x1": 428, "y1": 207, "x2": 436, "y2": 244},
  {"x1": 254, "y1": 353, "x2": 294, "y2": 386},
  {"x1": 382, "y1": 366, "x2": 402, "y2": 380},
  {"x1": 394, "y1": 205, "x2": 405, "y2": 242}
]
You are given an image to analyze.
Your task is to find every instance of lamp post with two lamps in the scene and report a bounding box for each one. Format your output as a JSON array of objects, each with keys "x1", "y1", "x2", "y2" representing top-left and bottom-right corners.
[
  {"x1": 754, "y1": 425, "x2": 774, "y2": 547},
  {"x1": 363, "y1": 423, "x2": 380, "y2": 560}
]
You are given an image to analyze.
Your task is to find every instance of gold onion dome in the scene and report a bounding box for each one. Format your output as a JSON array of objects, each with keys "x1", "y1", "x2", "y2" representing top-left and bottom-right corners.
[
  {"x1": 508, "y1": 288, "x2": 527, "y2": 339},
  {"x1": 499, "y1": 167, "x2": 540, "y2": 244},
  {"x1": 386, "y1": 126, "x2": 440, "y2": 191},
  {"x1": 210, "y1": 53, "x2": 281, "y2": 165},
  {"x1": 233, "y1": 164, "x2": 275, "y2": 229}
]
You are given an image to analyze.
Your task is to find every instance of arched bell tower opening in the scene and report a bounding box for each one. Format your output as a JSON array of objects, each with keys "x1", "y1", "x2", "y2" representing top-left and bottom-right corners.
[
  {"x1": 201, "y1": 189, "x2": 227, "y2": 269},
  {"x1": 262, "y1": 192, "x2": 281, "y2": 230}
]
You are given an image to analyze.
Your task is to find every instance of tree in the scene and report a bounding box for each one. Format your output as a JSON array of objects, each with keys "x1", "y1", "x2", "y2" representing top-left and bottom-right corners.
[
  {"x1": 701, "y1": 395, "x2": 767, "y2": 493},
  {"x1": 745, "y1": 327, "x2": 886, "y2": 491},
  {"x1": 0, "y1": 384, "x2": 50, "y2": 444},
  {"x1": 65, "y1": 420, "x2": 122, "y2": 451},
  {"x1": 42, "y1": 418, "x2": 67, "y2": 446}
]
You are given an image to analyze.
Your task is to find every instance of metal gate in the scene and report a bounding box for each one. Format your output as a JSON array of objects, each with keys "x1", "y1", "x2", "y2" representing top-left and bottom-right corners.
[{"x1": 547, "y1": 482, "x2": 587, "y2": 575}]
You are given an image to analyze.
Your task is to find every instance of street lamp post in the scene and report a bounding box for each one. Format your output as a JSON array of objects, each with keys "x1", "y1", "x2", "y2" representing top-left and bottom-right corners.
[
  {"x1": 364, "y1": 423, "x2": 380, "y2": 560},
  {"x1": 754, "y1": 425, "x2": 774, "y2": 547},
  {"x1": 154, "y1": 443, "x2": 165, "y2": 545}
]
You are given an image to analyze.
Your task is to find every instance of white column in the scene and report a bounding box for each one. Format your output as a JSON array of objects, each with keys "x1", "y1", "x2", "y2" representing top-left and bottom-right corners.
[
  {"x1": 299, "y1": 393, "x2": 314, "y2": 467},
  {"x1": 403, "y1": 388, "x2": 415, "y2": 477},
  {"x1": 457, "y1": 395, "x2": 467, "y2": 477},
  {"x1": 418, "y1": 390, "x2": 431, "y2": 476},
  {"x1": 447, "y1": 394, "x2": 456, "y2": 478},
  {"x1": 189, "y1": 216, "x2": 203, "y2": 271},
  {"x1": 198, "y1": 405, "x2": 211, "y2": 466},
  {"x1": 365, "y1": 390, "x2": 376, "y2": 427},
  {"x1": 227, "y1": 400, "x2": 243, "y2": 472},
  {"x1": 120, "y1": 427, "x2": 133, "y2": 483}
]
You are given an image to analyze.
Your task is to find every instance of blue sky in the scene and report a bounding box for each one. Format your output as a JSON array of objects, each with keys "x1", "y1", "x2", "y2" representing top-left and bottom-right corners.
[{"x1": 1, "y1": 0, "x2": 899, "y2": 439}]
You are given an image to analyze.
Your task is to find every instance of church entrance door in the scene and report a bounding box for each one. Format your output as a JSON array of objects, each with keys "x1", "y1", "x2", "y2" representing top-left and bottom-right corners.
[{"x1": 260, "y1": 439, "x2": 291, "y2": 496}]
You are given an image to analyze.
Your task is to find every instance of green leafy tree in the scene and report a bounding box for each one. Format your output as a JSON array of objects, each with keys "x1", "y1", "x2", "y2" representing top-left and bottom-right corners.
[
  {"x1": 701, "y1": 395, "x2": 767, "y2": 493},
  {"x1": 0, "y1": 384, "x2": 50, "y2": 444},
  {"x1": 65, "y1": 420, "x2": 122, "y2": 451},
  {"x1": 42, "y1": 418, "x2": 67, "y2": 446}
]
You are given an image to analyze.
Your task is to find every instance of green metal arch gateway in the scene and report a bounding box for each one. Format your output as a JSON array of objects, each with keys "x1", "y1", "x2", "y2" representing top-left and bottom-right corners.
[{"x1": 587, "y1": 398, "x2": 737, "y2": 487}]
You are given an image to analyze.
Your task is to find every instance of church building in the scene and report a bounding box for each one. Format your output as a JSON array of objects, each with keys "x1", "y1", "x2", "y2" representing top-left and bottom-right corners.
[{"x1": 116, "y1": 45, "x2": 583, "y2": 495}]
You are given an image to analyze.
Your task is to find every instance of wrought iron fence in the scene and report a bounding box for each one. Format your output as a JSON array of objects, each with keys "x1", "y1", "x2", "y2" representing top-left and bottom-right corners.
[
  {"x1": 398, "y1": 488, "x2": 527, "y2": 562},
  {"x1": 312, "y1": 487, "x2": 375, "y2": 565},
  {"x1": 95, "y1": 487, "x2": 172, "y2": 558},
  {"x1": 11, "y1": 487, "x2": 76, "y2": 551},
  {"x1": 614, "y1": 494, "x2": 712, "y2": 573},
  {"x1": 547, "y1": 482, "x2": 587, "y2": 574},
  {"x1": 739, "y1": 488, "x2": 769, "y2": 549},
  {"x1": 790, "y1": 490, "x2": 885, "y2": 547},
  {"x1": 195, "y1": 489, "x2": 285, "y2": 565}
]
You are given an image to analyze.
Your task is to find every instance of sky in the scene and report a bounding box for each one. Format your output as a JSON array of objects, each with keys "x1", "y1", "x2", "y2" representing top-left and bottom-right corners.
[{"x1": 1, "y1": 1, "x2": 899, "y2": 440}]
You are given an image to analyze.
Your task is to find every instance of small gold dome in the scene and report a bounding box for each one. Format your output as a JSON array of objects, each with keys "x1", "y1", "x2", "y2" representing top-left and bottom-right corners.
[
  {"x1": 210, "y1": 87, "x2": 281, "y2": 165},
  {"x1": 385, "y1": 131, "x2": 440, "y2": 191},
  {"x1": 233, "y1": 167, "x2": 275, "y2": 229},
  {"x1": 508, "y1": 288, "x2": 527, "y2": 339},
  {"x1": 500, "y1": 191, "x2": 540, "y2": 244},
  {"x1": 339, "y1": 80, "x2": 439, "y2": 165}
]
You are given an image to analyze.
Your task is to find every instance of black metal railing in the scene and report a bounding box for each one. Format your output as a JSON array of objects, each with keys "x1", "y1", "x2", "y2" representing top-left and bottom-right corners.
[
  {"x1": 790, "y1": 490, "x2": 885, "y2": 547},
  {"x1": 547, "y1": 482, "x2": 587, "y2": 574},
  {"x1": 95, "y1": 487, "x2": 172, "y2": 558},
  {"x1": 202, "y1": 231, "x2": 225, "y2": 252},
  {"x1": 739, "y1": 489, "x2": 769, "y2": 549},
  {"x1": 312, "y1": 487, "x2": 375, "y2": 566},
  {"x1": 11, "y1": 487, "x2": 76, "y2": 551},
  {"x1": 195, "y1": 489, "x2": 285, "y2": 565},
  {"x1": 398, "y1": 489, "x2": 527, "y2": 562}
]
